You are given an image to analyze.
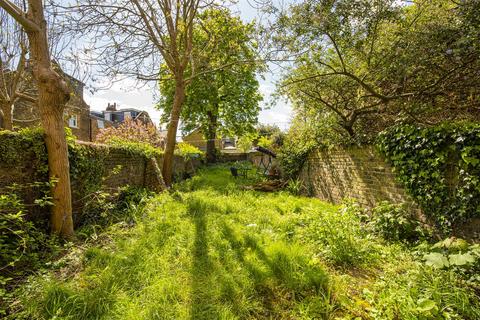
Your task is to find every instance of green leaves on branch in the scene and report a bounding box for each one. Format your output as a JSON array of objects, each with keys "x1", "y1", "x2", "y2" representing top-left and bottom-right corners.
[
  {"x1": 275, "y1": 0, "x2": 480, "y2": 143},
  {"x1": 174, "y1": 142, "x2": 204, "y2": 160},
  {"x1": 158, "y1": 8, "x2": 263, "y2": 141}
]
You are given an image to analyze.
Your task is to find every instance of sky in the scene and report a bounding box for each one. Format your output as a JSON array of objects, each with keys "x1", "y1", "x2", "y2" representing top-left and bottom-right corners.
[{"x1": 83, "y1": 0, "x2": 294, "y2": 132}]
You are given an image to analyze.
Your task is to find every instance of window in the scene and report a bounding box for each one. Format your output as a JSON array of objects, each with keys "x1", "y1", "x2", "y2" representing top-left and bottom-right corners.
[
  {"x1": 97, "y1": 119, "x2": 105, "y2": 129},
  {"x1": 124, "y1": 111, "x2": 132, "y2": 119},
  {"x1": 68, "y1": 115, "x2": 78, "y2": 128}
]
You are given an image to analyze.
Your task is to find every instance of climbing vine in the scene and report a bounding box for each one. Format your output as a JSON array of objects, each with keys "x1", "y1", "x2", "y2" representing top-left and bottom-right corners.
[
  {"x1": 377, "y1": 122, "x2": 480, "y2": 231},
  {"x1": 0, "y1": 128, "x2": 48, "y2": 179}
]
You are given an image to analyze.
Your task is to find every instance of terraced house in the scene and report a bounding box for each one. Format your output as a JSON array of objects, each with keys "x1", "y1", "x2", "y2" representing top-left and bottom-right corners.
[{"x1": 2, "y1": 67, "x2": 154, "y2": 141}]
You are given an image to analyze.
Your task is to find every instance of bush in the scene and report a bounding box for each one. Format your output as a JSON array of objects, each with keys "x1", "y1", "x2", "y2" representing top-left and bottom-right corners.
[
  {"x1": 300, "y1": 200, "x2": 379, "y2": 267},
  {"x1": 237, "y1": 135, "x2": 254, "y2": 153},
  {"x1": 285, "y1": 179, "x2": 302, "y2": 195},
  {"x1": 363, "y1": 264, "x2": 480, "y2": 319},
  {"x1": 174, "y1": 142, "x2": 204, "y2": 160},
  {"x1": 257, "y1": 136, "x2": 273, "y2": 149},
  {"x1": 416, "y1": 237, "x2": 480, "y2": 287},
  {"x1": 370, "y1": 201, "x2": 430, "y2": 243},
  {"x1": 0, "y1": 192, "x2": 59, "y2": 317},
  {"x1": 101, "y1": 137, "x2": 163, "y2": 158}
]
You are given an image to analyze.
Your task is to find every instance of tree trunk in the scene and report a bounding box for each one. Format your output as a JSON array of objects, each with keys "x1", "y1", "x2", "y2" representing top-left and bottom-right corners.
[
  {"x1": 343, "y1": 124, "x2": 356, "y2": 140},
  {"x1": 162, "y1": 77, "x2": 186, "y2": 187},
  {"x1": 26, "y1": 0, "x2": 74, "y2": 237},
  {"x1": 205, "y1": 109, "x2": 218, "y2": 163},
  {"x1": 0, "y1": 103, "x2": 13, "y2": 130}
]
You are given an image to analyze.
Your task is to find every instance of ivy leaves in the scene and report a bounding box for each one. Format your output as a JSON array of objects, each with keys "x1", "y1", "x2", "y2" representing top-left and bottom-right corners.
[{"x1": 377, "y1": 123, "x2": 480, "y2": 232}]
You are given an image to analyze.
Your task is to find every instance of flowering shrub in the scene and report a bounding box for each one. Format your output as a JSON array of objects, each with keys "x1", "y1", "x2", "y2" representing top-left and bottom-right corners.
[{"x1": 95, "y1": 118, "x2": 164, "y2": 148}]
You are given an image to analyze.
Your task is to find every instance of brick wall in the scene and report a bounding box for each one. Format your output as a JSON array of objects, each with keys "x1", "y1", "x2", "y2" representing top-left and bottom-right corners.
[
  {"x1": 299, "y1": 147, "x2": 412, "y2": 208},
  {"x1": 0, "y1": 134, "x2": 201, "y2": 225}
]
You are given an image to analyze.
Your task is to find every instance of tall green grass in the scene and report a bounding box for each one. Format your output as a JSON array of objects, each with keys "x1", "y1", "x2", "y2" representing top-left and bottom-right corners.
[{"x1": 12, "y1": 165, "x2": 480, "y2": 319}]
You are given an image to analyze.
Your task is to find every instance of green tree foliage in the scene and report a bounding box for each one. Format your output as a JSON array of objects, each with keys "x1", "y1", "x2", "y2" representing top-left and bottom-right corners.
[
  {"x1": 278, "y1": 109, "x2": 347, "y2": 178},
  {"x1": 255, "y1": 124, "x2": 285, "y2": 150},
  {"x1": 276, "y1": 0, "x2": 480, "y2": 142},
  {"x1": 158, "y1": 8, "x2": 263, "y2": 162}
]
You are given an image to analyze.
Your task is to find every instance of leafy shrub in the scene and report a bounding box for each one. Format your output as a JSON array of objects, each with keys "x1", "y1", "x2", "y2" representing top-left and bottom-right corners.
[
  {"x1": 237, "y1": 135, "x2": 253, "y2": 153},
  {"x1": 286, "y1": 179, "x2": 302, "y2": 195},
  {"x1": 377, "y1": 122, "x2": 480, "y2": 231},
  {"x1": 300, "y1": 200, "x2": 378, "y2": 267},
  {"x1": 417, "y1": 237, "x2": 480, "y2": 287},
  {"x1": 277, "y1": 119, "x2": 318, "y2": 179},
  {"x1": 101, "y1": 136, "x2": 163, "y2": 158},
  {"x1": 174, "y1": 142, "x2": 204, "y2": 160},
  {"x1": 370, "y1": 201, "x2": 430, "y2": 243},
  {"x1": 257, "y1": 136, "x2": 273, "y2": 149},
  {"x1": 363, "y1": 264, "x2": 480, "y2": 319},
  {"x1": 0, "y1": 192, "x2": 59, "y2": 317}
]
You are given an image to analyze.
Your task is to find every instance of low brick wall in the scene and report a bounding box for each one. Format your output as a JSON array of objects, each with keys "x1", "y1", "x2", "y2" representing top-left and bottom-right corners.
[
  {"x1": 218, "y1": 152, "x2": 248, "y2": 162},
  {"x1": 299, "y1": 147, "x2": 411, "y2": 208}
]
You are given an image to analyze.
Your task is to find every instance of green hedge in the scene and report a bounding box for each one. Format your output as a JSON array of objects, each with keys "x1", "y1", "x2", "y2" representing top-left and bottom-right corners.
[{"x1": 377, "y1": 122, "x2": 480, "y2": 231}]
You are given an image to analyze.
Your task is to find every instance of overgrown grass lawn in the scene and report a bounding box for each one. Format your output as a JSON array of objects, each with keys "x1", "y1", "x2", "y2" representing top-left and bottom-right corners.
[{"x1": 15, "y1": 166, "x2": 480, "y2": 319}]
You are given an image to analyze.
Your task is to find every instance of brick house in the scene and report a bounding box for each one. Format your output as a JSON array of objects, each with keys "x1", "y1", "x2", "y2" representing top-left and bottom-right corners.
[
  {"x1": 11, "y1": 70, "x2": 93, "y2": 141},
  {"x1": 182, "y1": 127, "x2": 236, "y2": 151},
  {"x1": 91, "y1": 102, "x2": 154, "y2": 127},
  {"x1": 8, "y1": 67, "x2": 154, "y2": 142},
  {"x1": 89, "y1": 102, "x2": 155, "y2": 141}
]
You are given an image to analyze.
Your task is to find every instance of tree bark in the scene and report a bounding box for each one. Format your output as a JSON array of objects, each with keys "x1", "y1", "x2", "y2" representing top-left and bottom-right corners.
[
  {"x1": 343, "y1": 124, "x2": 356, "y2": 139},
  {"x1": 26, "y1": 0, "x2": 74, "y2": 237},
  {"x1": 205, "y1": 108, "x2": 218, "y2": 163},
  {"x1": 162, "y1": 76, "x2": 186, "y2": 187},
  {"x1": 0, "y1": 103, "x2": 13, "y2": 130}
]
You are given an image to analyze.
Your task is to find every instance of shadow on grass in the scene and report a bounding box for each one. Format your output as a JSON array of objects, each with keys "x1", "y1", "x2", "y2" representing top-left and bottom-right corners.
[
  {"x1": 220, "y1": 222, "x2": 331, "y2": 318},
  {"x1": 187, "y1": 185, "x2": 333, "y2": 319},
  {"x1": 189, "y1": 207, "x2": 220, "y2": 319}
]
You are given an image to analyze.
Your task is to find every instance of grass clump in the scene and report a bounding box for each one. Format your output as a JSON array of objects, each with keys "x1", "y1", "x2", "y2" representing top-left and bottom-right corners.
[{"x1": 10, "y1": 166, "x2": 480, "y2": 319}]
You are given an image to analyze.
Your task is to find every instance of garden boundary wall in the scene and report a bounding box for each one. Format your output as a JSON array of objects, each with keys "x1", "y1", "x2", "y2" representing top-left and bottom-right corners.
[
  {"x1": 298, "y1": 147, "x2": 412, "y2": 208},
  {"x1": 0, "y1": 135, "x2": 201, "y2": 225},
  {"x1": 217, "y1": 151, "x2": 280, "y2": 172}
]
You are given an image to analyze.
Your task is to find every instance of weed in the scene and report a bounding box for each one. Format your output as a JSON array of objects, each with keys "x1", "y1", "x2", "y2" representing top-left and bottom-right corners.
[{"x1": 371, "y1": 201, "x2": 431, "y2": 243}]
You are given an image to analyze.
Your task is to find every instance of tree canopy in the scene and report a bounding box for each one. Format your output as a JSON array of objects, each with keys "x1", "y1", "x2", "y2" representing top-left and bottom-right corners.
[
  {"x1": 275, "y1": 0, "x2": 480, "y2": 142},
  {"x1": 158, "y1": 8, "x2": 263, "y2": 161}
]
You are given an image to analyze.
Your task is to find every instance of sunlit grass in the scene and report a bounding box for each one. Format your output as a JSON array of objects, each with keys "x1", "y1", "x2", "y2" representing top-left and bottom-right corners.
[{"x1": 14, "y1": 165, "x2": 480, "y2": 320}]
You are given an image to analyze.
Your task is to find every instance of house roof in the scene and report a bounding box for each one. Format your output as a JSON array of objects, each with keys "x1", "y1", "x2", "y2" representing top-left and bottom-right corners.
[
  {"x1": 90, "y1": 113, "x2": 114, "y2": 123},
  {"x1": 104, "y1": 108, "x2": 145, "y2": 113}
]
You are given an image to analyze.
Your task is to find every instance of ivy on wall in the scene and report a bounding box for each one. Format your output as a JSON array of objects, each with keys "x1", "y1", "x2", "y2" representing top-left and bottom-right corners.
[
  {"x1": 0, "y1": 128, "x2": 48, "y2": 179},
  {"x1": 1, "y1": 129, "x2": 203, "y2": 222},
  {"x1": 377, "y1": 122, "x2": 480, "y2": 231}
]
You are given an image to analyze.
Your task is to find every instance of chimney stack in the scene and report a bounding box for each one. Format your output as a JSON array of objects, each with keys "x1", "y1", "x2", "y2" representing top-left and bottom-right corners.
[{"x1": 106, "y1": 102, "x2": 117, "y2": 111}]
